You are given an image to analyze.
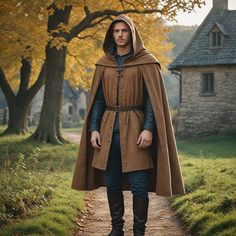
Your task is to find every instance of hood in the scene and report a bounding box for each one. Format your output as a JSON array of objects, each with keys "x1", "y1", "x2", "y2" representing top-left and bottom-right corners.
[
  {"x1": 103, "y1": 14, "x2": 147, "y2": 60},
  {"x1": 97, "y1": 14, "x2": 160, "y2": 67}
]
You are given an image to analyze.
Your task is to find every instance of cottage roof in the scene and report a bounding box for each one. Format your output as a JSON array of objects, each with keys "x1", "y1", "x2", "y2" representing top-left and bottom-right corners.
[
  {"x1": 63, "y1": 80, "x2": 78, "y2": 99},
  {"x1": 168, "y1": 9, "x2": 236, "y2": 71},
  {"x1": 208, "y1": 21, "x2": 229, "y2": 36}
]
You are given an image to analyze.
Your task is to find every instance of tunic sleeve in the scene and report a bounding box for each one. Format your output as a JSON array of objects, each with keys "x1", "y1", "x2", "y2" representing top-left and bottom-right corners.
[
  {"x1": 142, "y1": 79, "x2": 157, "y2": 134},
  {"x1": 89, "y1": 81, "x2": 106, "y2": 133}
]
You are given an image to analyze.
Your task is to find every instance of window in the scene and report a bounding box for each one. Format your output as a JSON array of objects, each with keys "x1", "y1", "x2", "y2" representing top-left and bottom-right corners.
[
  {"x1": 201, "y1": 73, "x2": 215, "y2": 95},
  {"x1": 212, "y1": 32, "x2": 221, "y2": 47},
  {"x1": 209, "y1": 29, "x2": 223, "y2": 48},
  {"x1": 208, "y1": 22, "x2": 228, "y2": 49},
  {"x1": 68, "y1": 105, "x2": 73, "y2": 115}
]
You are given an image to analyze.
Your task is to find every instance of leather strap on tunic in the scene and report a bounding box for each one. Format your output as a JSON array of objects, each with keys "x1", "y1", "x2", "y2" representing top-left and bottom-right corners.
[{"x1": 105, "y1": 105, "x2": 144, "y2": 112}]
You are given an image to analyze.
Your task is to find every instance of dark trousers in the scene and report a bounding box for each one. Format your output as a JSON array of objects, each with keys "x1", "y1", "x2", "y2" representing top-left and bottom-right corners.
[{"x1": 104, "y1": 130, "x2": 148, "y2": 199}]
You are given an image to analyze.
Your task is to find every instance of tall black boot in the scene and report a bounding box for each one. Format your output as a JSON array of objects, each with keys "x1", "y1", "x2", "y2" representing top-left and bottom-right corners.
[
  {"x1": 107, "y1": 191, "x2": 125, "y2": 236},
  {"x1": 133, "y1": 196, "x2": 149, "y2": 236}
]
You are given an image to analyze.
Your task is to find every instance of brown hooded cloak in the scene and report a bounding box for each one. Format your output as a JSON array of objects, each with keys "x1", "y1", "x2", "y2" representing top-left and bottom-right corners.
[{"x1": 71, "y1": 14, "x2": 186, "y2": 197}]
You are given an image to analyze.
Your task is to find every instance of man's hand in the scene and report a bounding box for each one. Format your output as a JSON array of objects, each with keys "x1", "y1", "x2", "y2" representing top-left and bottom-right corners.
[
  {"x1": 137, "y1": 130, "x2": 153, "y2": 149},
  {"x1": 91, "y1": 130, "x2": 101, "y2": 149}
]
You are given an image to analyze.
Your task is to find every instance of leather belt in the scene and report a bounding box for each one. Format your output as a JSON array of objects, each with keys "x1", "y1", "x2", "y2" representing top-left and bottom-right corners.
[{"x1": 106, "y1": 105, "x2": 144, "y2": 113}]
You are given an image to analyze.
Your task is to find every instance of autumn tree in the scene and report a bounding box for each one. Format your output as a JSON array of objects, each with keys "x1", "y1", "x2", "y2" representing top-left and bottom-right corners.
[
  {"x1": 0, "y1": 1, "x2": 47, "y2": 134},
  {"x1": 0, "y1": 0, "x2": 205, "y2": 141}
]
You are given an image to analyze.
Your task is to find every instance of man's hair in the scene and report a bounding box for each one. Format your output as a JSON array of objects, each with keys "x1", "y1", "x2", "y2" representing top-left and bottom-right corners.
[{"x1": 111, "y1": 20, "x2": 131, "y2": 33}]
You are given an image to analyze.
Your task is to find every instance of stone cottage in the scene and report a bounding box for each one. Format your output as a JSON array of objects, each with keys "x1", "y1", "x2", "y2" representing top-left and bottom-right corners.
[
  {"x1": 168, "y1": 0, "x2": 236, "y2": 137},
  {"x1": 61, "y1": 80, "x2": 87, "y2": 128}
]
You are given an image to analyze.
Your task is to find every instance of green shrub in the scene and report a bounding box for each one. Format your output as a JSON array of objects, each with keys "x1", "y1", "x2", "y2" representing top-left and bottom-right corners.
[{"x1": 0, "y1": 147, "x2": 55, "y2": 226}]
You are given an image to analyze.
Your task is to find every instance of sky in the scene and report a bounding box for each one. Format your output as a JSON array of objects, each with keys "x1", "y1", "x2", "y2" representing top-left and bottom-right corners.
[{"x1": 166, "y1": 0, "x2": 236, "y2": 26}]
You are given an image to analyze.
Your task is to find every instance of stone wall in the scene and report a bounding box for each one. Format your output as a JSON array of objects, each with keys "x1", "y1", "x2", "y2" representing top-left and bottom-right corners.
[{"x1": 177, "y1": 65, "x2": 236, "y2": 137}]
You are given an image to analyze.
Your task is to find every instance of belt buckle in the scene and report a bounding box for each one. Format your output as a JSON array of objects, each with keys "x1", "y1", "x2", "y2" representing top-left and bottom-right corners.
[{"x1": 115, "y1": 105, "x2": 121, "y2": 113}]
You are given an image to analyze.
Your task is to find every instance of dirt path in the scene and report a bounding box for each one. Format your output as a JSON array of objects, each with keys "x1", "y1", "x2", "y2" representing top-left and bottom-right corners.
[{"x1": 65, "y1": 132, "x2": 189, "y2": 236}]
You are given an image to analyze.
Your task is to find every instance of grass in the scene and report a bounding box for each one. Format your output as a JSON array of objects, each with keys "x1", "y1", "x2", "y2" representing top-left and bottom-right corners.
[
  {"x1": 0, "y1": 127, "x2": 84, "y2": 236},
  {"x1": 0, "y1": 124, "x2": 84, "y2": 134},
  {"x1": 0, "y1": 131, "x2": 78, "y2": 172},
  {"x1": 0, "y1": 125, "x2": 83, "y2": 172},
  {"x1": 0, "y1": 173, "x2": 84, "y2": 236},
  {"x1": 0, "y1": 125, "x2": 235, "y2": 235},
  {"x1": 170, "y1": 134, "x2": 236, "y2": 236},
  {"x1": 177, "y1": 133, "x2": 236, "y2": 159},
  {"x1": 61, "y1": 125, "x2": 84, "y2": 134}
]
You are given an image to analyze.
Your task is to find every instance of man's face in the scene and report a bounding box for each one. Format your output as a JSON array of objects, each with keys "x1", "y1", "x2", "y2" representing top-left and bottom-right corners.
[{"x1": 112, "y1": 21, "x2": 131, "y2": 47}]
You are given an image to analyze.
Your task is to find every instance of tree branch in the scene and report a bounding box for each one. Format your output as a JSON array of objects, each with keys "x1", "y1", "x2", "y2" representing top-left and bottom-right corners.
[
  {"x1": 17, "y1": 57, "x2": 31, "y2": 98},
  {"x1": 77, "y1": 35, "x2": 103, "y2": 44},
  {"x1": 84, "y1": 5, "x2": 90, "y2": 16},
  {"x1": 119, "y1": 0, "x2": 125, "y2": 10},
  {"x1": 67, "y1": 51, "x2": 83, "y2": 66},
  {"x1": 76, "y1": 28, "x2": 101, "y2": 40},
  {"x1": 0, "y1": 67, "x2": 15, "y2": 105},
  {"x1": 68, "y1": 8, "x2": 161, "y2": 41},
  {"x1": 89, "y1": 15, "x2": 112, "y2": 28},
  {"x1": 26, "y1": 62, "x2": 46, "y2": 101},
  {"x1": 120, "y1": 0, "x2": 138, "y2": 10}
]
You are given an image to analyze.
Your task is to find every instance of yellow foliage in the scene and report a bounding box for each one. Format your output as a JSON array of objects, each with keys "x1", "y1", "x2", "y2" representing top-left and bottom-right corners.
[
  {"x1": 0, "y1": 0, "x2": 205, "y2": 91},
  {"x1": 50, "y1": 36, "x2": 68, "y2": 49},
  {"x1": 0, "y1": 0, "x2": 48, "y2": 90}
]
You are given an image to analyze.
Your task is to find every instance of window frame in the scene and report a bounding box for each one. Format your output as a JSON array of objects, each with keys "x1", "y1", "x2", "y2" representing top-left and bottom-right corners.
[
  {"x1": 68, "y1": 105, "x2": 73, "y2": 115},
  {"x1": 199, "y1": 72, "x2": 215, "y2": 96},
  {"x1": 209, "y1": 27, "x2": 224, "y2": 49}
]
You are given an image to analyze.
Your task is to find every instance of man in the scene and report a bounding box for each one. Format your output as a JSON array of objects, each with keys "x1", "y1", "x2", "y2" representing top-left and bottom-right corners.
[
  {"x1": 71, "y1": 14, "x2": 186, "y2": 236},
  {"x1": 88, "y1": 17, "x2": 157, "y2": 236}
]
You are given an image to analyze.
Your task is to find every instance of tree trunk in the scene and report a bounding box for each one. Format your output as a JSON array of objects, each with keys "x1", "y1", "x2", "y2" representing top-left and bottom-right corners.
[
  {"x1": 2, "y1": 102, "x2": 30, "y2": 135},
  {"x1": 31, "y1": 45, "x2": 67, "y2": 144},
  {"x1": 2, "y1": 108, "x2": 8, "y2": 125},
  {"x1": 0, "y1": 60, "x2": 45, "y2": 136},
  {"x1": 30, "y1": 4, "x2": 72, "y2": 144}
]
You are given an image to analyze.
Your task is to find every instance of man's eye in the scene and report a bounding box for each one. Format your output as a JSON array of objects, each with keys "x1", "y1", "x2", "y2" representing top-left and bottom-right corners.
[{"x1": 114, "y1": 29, "x2": 128, "y2": 33}]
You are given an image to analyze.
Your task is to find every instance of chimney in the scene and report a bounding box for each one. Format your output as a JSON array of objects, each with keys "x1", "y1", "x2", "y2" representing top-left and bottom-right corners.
[{"x1": 213, "y1": 0, "x2": 228, "y2": 10}]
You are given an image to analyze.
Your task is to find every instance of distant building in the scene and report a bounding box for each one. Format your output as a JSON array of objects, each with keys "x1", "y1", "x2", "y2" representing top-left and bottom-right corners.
[
  {"x1": 0, "y1": 81, "x2": 88, "y2": 128},
  {"x1": 169, "y1": 0, "x2": 236, "y2": 137},
  {"x1": 61, "y1": 80, "x2": 87, "y2": 128}
]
